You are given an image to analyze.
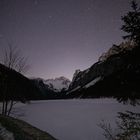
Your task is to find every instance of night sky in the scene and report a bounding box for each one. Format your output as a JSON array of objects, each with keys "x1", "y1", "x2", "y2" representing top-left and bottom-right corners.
[{"x1": 0, "y1": 0, "x2": 131, "y2": 80}]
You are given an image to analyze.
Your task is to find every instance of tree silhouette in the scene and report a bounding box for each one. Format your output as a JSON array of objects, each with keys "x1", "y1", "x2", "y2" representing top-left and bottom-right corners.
[
  {"x1": 121, "y1": 0, "x2": 140, "y2": 46},
  {"x1": 99, "y1": 2, "x2": 140, "y2": 139},
  {"x1": 1, "y1": 44, "x2": 29, "y2": 116},
  {"x1": 99, "y1": 111, "x2": 140, "y2": 140}
]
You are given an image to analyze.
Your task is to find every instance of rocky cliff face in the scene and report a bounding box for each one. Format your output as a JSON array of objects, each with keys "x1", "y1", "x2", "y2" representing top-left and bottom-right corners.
[
  {"x1": 44, "y1": 76, "x2": 71, "y2": 92},
  {"x1": 33, "y1": 76, "x2": 71, "y2": 93},
  {"x1": 31, "y1": 76, "x2": 71, "y2": 99},
  {"x1": 68, "y1": 42, "x2": 140, "y2": 102},
  {"x1": 69, "y1": 42, "x2": 130, "y2": 92}
]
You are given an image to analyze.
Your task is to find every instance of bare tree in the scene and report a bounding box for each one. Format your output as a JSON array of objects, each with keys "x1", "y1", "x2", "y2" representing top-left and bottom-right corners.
[
  {"x1": 3, "y1": 43, "x2": 29, "y2": 74},
  {"x1": 1, "y1": 43, "x2": 29, "y2": 116}
]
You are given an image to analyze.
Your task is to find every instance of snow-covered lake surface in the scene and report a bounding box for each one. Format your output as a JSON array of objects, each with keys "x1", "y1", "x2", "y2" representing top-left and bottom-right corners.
[{"x1": 12, "y1": 99, "x2": 140, "y2": 140}]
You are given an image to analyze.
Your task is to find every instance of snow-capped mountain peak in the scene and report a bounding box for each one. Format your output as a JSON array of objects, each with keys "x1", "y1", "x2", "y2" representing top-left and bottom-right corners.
[{"x1": 44, "y1": 76, "x2": 71, "y2": 92}]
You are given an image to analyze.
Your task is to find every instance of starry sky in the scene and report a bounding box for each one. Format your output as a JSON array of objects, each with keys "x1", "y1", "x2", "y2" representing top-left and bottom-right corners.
[{"x1": 0, "y1": 0, "x2": 132, "y2": 80}]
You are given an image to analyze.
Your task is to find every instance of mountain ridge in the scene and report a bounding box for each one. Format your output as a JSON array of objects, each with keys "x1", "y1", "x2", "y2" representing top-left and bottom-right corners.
[
  {"x1": 67, "y1": 41, "x2": 140, "y2": 103},
  {"x1": 32, "y1": 76, "x2": 71, "y2": 93}
]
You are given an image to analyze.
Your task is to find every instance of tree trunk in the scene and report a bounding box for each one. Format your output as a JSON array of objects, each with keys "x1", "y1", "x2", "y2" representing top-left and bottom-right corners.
[
  {"x1": 2, "y1": 100, "x2": 5, "y2": 115},
  {"x1": 4, "y1": 100, "x2": 9, "y2": 115},
  {"x1": 7, "y1": 100, "x2": 14, "y2": 116}
]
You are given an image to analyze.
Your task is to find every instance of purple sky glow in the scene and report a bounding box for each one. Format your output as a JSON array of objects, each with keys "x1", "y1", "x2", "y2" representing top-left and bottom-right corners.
[{"x1": 0, "y1": 0, "x2": 131, "y2": 80}]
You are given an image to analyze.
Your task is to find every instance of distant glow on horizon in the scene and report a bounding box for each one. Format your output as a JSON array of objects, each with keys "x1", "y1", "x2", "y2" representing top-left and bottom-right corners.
[{"x1": 0, "y1": 0, "x2": 130, "y2": 80}]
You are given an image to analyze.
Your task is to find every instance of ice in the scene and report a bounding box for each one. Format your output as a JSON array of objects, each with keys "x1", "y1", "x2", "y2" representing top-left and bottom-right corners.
[{"x1": 13, "y1": 99, "x2": 140, "y2": 140}]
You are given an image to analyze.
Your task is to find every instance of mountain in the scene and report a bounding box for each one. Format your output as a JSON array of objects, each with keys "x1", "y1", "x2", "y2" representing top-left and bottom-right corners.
[
  {"x1": 68, "y1": 41, "x2": 140, "y2": 103},
  {"x1": 31, "y1": 76, "x2": 71, "y2": 99},
  {"x1": 31, "y1": 78, "x2": 56, "y2": 99},
  {"x1": 44, "y1": 76, "x2": 71, "y2": 92},
  {"x1": 0, "y1": 65, "x2": 71, "y2": 100},
  {"x1": 33, "y1": 76, "x2": 70, "y2": 93},
  {"x1": 0, "y1": 63, "x2": 41, "y2": 101}
]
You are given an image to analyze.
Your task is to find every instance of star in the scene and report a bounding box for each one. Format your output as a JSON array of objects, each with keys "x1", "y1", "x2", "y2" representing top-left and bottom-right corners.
[
  {"x1": 0, "y1": 34, "x2": 3, "y2": 38},
  {"x1": 48, "y1": 15, "x2": 53, "y2": 19},
  {"x1": 34, "y1": 0, "x2": 38, "y2": 5},
  {"x1": 87, "y1": 7, "x2": 91, "y2": 11}
]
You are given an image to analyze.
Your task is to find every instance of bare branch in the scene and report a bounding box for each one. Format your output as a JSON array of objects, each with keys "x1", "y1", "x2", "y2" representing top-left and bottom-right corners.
[
  {"x1": 3, "y1": 43, "x2": 30, "y2": 74},
  {"x1": 1, "y1": 43, "x2": 30, "y2": 116}
]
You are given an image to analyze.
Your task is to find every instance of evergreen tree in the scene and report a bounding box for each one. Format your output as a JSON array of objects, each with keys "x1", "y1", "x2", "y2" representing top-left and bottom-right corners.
[{"x1": 121, "y1": 0, "x2": 140, "y2": 45}]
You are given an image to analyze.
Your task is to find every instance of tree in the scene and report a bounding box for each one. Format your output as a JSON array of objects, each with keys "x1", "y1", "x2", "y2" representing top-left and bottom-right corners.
[
  {"x1": 3, "y1": 44, "x2": 29, "y2": 74},
  {"x1": 121, "y1": 0, "x2": 140, "y2": 46},
  {"x1": 1, "y1": 44, "x2": 29, "y2": 116},
  {"x1": 99, "y1": 1, "x2": 140, "y2": 139},
  {"x1": 99, "y1": 111, "x2": 140, "y2": 140}
]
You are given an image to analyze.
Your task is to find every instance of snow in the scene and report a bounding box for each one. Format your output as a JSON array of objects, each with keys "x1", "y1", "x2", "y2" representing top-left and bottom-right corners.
[
  {"x1": 68, "y1": 77, "x2": 101, "y2": 94},
  {"x1": 72, "y1": 69, "x2": 81, "y2": 82},
  {"x1": 44, "y1": 77, "x2": 71, "y2": 92},
  {"x1": 84, "y1": 77, "x2": 101, "y2": 88},
  {"x1": 67, "y1": 86, "x2": 81, "y2": 94},
  {"x1": 0, "y1": 123, "x2": 14, "y2": 140},
  {"x1": 85, "y1": 68, "x2": 90, "y2": 73},
  {"x1": 12, "y1": 99, "x2": 140, "y2": 140}
]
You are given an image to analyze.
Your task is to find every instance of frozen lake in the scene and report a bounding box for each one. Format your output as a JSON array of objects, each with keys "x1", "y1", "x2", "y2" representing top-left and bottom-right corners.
[{"x1": 13, "y1": 99, "x2": 140, "y2": 140}]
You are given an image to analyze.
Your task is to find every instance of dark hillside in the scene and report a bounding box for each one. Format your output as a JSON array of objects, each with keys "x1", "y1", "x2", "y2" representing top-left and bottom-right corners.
[
  {"x1": 0, "y1": 63, "x2": 41, "y2": 101},
  {"x1": 68, "y1": 44, "x2": 140, "y2": 103}
]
